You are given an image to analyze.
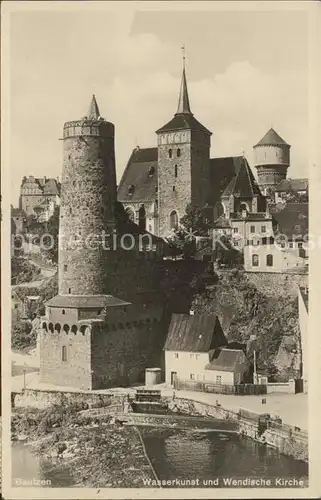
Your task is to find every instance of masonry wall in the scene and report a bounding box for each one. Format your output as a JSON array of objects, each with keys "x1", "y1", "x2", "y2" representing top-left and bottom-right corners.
[
  {"x1": 90, "y1": 316, "x2": 165, "y2": 389},
  {"x1": 39, "y1": 326, "x2": 92, "y2": 390},
  {"x1": 243, "y1": 270, "x2": 308, "y2": 298},
  {"x1": 59, "y1": 119, "x2": 116, "y2": 296}
]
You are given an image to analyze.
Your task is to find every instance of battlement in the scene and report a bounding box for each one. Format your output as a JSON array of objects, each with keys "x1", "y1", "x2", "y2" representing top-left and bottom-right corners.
[{"x1": 63, "y1": 119, "x2": 114, "y2": 139}]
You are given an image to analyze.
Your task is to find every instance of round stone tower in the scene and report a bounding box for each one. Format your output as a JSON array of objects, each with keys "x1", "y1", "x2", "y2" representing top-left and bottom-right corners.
[
  {"x1": 254, "y1": 128, "x2": 290, "y2": 195},
  {"x1": 58, "y1": 95, "x2": 117, "y2": 296}
]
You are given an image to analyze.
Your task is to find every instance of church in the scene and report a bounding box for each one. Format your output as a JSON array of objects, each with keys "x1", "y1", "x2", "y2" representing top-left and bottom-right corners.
[{"x1": 117, "y1": 61, "x2": 292, "y2": 238}]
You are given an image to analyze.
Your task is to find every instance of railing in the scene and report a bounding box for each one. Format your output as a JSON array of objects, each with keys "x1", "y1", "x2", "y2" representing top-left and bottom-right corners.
[{"x1": 173, "y1": 378, "x2": 267, "y2": 395}]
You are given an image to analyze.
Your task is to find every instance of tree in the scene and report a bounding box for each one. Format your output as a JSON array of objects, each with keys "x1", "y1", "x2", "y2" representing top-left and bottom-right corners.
[
  {"x1": 41, "y1": 207, "x2": 59, "y2": 263},
  {"x1": 167, "y1": 204, "x2": 211, "y2": 259}
]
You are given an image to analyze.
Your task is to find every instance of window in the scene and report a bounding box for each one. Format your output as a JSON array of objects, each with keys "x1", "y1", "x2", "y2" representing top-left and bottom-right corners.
[
  {"x1": 195, "y1": 354, "x2": 199, "y2": 360},
  {"x1": 173, "y1": 186, "x2": 175, "y2": 191},
  {"x1": 177, "y1": 148, "x2": 181, "y2": 157},
  {"x1": 289, "y1": 242, "x2": 294, "y2": 248},
  {"x1": 174, "y1": 352, "x2": 179, "y2": 359},
  {"x1": 190, "y1": 373, "x2": 195, "y2": 380},
  {"x1": 252, "y1": 254, "x2": 259, "y2": 267},
  {"x1": 62, "y1": 346, "x2": 67, "y2": 362},
  {"x1": 261, "y1": 225, "x2": 266, "y2": 233},
  {"x1": 234, "y1": 240, "x2": 239, "y2": 247},
  {"x1": 169, "y1": 210, "x2": 178, "y2": 230},
  {"x1": 250, "y1": 225, "x2": 255, "y2": 233},
  {"x1": 190, "y1": 353, "x2": 194, "y2": 359},
  {"x1": 64, "y1": 264, "x2": 68, "y2": 272},
  {"x1": 216, "y1": 375, "x2": 222, "y2": 384},
  {"x1": 14, "y1": 304, "x2": 18, "y2": 309},
  {"x1": 68, "y1": 288, "x2": 71, "y2": 294},
  {"x1": 298, "y1": 242, "x2": 303, "y2": 249},
  {"x1": 266, "y1": 254, "x2": 273, "y2": 267},
  {"x1": 169, "y1": 149, "x2": 172, "y2": 159},
  {"x1": 233, "y1": 227, "x2": 238, "y2": 233},
  {"x1": 174, "y1": 165, "x2": 178, "y2": 178},
  {"x1": 62, "y1": 309, "x2": 65, "y2": 315},
  {"x1": 69, "y1": 208, "x2": 72, "y2": 214}
]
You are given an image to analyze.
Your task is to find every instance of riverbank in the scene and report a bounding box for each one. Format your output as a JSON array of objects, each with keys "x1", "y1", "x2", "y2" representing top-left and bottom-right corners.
[{"x1": 11, "y1": 404, "x2": 156, "y2": 487}]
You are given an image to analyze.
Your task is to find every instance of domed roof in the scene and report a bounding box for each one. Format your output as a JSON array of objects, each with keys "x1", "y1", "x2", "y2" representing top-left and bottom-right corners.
[{"x1": 254, "y1": 128, "x2": 289, "y2": 147}]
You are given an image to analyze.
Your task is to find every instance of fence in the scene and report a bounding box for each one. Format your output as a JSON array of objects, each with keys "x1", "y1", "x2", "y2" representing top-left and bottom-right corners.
[{"x1": 173, "y1": 378, "x2": 267, "y2": 395}]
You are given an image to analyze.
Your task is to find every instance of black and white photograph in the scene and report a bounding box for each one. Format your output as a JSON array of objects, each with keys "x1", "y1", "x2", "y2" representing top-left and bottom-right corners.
[{"x1": 1, "y1": 1, "x2": 320, "y2": 498}]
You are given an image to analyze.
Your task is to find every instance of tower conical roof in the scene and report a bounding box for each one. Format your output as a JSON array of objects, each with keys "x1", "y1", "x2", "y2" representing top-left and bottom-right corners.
[
  {"x1": 176, "y1": 67, "x2": 192, "y2": 115},
  {"x1": 88, "y1": 94, "x2": 100, "y2": 119},
  {"x1": 254, "y1": 128, "x2": 289, "y2": 147}
]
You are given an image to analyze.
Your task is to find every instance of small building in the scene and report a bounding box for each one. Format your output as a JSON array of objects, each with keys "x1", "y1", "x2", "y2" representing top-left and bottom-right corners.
[
  {"x1": 11, "y1": 290, "x2": 24, "y2": 323},
  {"x1": 244, "y1": 203, "x2": 308, "y2": 273},
  {"x1": 19, "y1": 175, "x2": 61, "y2": 217},
  {"x1": 164, "y1": 313, "x2": 228, "y2": 385},
  {"x1": 298, "y1": 286, "x2": 308, "y2": 392},
  {"x1": 205, "y1": 348, "x2": 250, "y2": 385},
  {"x1": 274, "y1": 178, "x2": 308, "y2": 204}
]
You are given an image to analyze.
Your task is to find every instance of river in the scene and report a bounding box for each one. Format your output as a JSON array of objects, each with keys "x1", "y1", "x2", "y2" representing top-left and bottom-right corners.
[{"x1": 12, "y1": 428, "x2": 308, "y2": 488}]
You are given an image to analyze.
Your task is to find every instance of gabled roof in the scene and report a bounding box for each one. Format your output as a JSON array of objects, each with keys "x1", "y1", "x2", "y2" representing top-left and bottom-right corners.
[
  {"x1": 219, "y1": 157, "x2": 262, "y2": 199},
  {"x1": 164, "y1": 313, "x2": 227, "y2": 352},
  {"x1": 43, "y1": 178, "x2": 60, "y2": 195},
  {"x1": 275, "y1": 178, "x2": 308, "y2": 193},
  {"x1": 117, "y1": 147, "x2": 158, "y2": 203},
  {"x1": 205, "y1": 348, "x2": 249, "y2": 372},
  {"x1": 46, "y1": 294, "x2": 131, "y2": 308},
  {"x1": 272, "y1": 203, "x2": 308, "y2": 240},
  {"x1": 156, "y1": 113, "x2": 212, "y2": 135},
  {"x1": 254, "y1": 128, "x2": 290, "y2": 147}
]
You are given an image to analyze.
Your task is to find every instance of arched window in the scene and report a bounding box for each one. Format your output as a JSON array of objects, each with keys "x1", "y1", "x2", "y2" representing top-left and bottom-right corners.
[
  {"x1": 177, "y1": 148, "x2": 181, "y2": 157},
  {"x1": 71, "y1": 325, "x2": 77, "y2": 334},
  {"x1": 125, "y1": 207, "x2": 135, "y2": 222},
  {"x1": 174, "y1": 165, "x2": 178, "y2": 178},
  {"x1": 138, "y1": 205, "x2": 146, "y2": 230},
  {"x1": 252, "y1": 254, "x2": 259, "y2": 267},
  {"x1": 169, "y1": 149, "x2": 172, "y2": 159},
  {"x1": 266, "y1": 254, "x2": 273, "y2": 267},
  {"x1": 48, "y1": 323, "x2": 54, "y2": 333},
  {"x1": 55, "y1": 323, "x2": 61, "y2": 333},
  {"x1": 63, "y1": 324, "x2": 70, "y2": 334},
  {"x1": 169, "y1": 210, "x2": 178, "y2": 230},
  {"x1": 62, "y1": 309, "x2": 65, "y2": 315}
]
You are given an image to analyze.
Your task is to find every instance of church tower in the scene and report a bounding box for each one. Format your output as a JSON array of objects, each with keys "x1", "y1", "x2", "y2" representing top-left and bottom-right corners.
[
  {"x1": 156, "y1": 56, "x2": 212, "y2": 237},
  {"x1": 253, "y1": 128, "x2": 290, "y2": 196}
]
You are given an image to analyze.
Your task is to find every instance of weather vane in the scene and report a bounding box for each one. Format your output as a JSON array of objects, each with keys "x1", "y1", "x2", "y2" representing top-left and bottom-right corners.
[{"x1": 181, "y1": 44, "x2": 186, "y2": 67}]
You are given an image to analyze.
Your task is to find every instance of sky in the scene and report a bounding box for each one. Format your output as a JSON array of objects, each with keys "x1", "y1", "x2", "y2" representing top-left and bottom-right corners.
[{"x1": 9, "y1": 4, "x2": 311, "y2": 205}]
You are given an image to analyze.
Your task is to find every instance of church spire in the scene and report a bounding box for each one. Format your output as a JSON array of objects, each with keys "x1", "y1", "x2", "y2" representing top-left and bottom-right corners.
[
  {"x1": 176, "y1": 45, "x2": 192, "y2": 115},
  {"x1": 88, "y1": 94, "x2": 100, "y2": 119}
]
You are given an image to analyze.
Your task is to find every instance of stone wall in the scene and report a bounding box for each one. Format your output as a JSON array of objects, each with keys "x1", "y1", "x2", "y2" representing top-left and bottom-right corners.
[
  {"x1": 91, "y1": 314, "x2": 166, "y2": 389},
  {"x1": 244, "y1": 271, "x2": 308, "y2": 298},
  {"x1": 12, "y1": 388, "x2": 125, "y2": 410},
  {"x1": 39, "y1": 325, "x2": 92, "y2": 389}
]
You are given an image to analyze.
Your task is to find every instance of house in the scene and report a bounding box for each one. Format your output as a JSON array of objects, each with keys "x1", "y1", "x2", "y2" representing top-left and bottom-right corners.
[
  {"x1": 244, "y1": 203, "x2": 308, "y2": 273},
  {"x1": 164, "y1": 313, "x2": 228, "y2": 385},
  {"x1": 274, "y1": 178, "x2": 308, "y2": 204},
  {"x1": 19, "y1": 175, "x2": 61, "y2": 217},
  {"x1": 205, "y1": 348, "x2": 251, "y2": 385},
  {"x1": 298, "y1": 286, "x2": 308, "y2": 392}
]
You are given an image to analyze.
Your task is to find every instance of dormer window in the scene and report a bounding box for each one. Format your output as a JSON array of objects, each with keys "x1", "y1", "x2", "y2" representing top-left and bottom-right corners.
[{"x1": 128, "y1": 184, "x2": 134, "y2": 195}]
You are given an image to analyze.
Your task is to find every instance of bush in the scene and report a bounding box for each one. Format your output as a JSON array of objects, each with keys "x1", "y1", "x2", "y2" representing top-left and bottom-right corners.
[
  {"x1": 11, "y1": 320, "x2": 36, "y2": 350},
  {"x1": 11, "y1": 257, "x2": 41, "y2": 285}
]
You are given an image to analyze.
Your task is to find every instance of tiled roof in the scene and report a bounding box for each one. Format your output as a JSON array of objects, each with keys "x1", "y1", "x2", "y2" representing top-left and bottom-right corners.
[
  {"x1": 254, "y1": 128, "x2": 289, "y2": 147},
  {"x1": 43, "y1": 178, "x2": 60, "y2": 195},
  {"x1": 205, "y1": 348, "x2": 249, "y2": 372},
  {"x1": 231, "y1": 212, "x2": 270, "y2": 221},
  {"x1": 117, "y1": 148, "x2": 158, "y2": 203},
  {"x1": 221, "y1": 157, "x2": 262, "y2": 199},
  {"x1": 156, "y1": 113, "x2": 212, "y2": 135},
  {"x1": 274, "y1": 178, "x2": 308, "y2": 193},
  {"x1": 46, "y1": 294, "x2": 131, "y2": 308},
  {"x1": 272, "y1": 203, "x2": 308, "y2": 240},
  {"x1": 11, "y1": 207, "x2": 25, "y2": 217},
  {"x1": 164, "y1": 313, "x2": 227, "y2": 352}
]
